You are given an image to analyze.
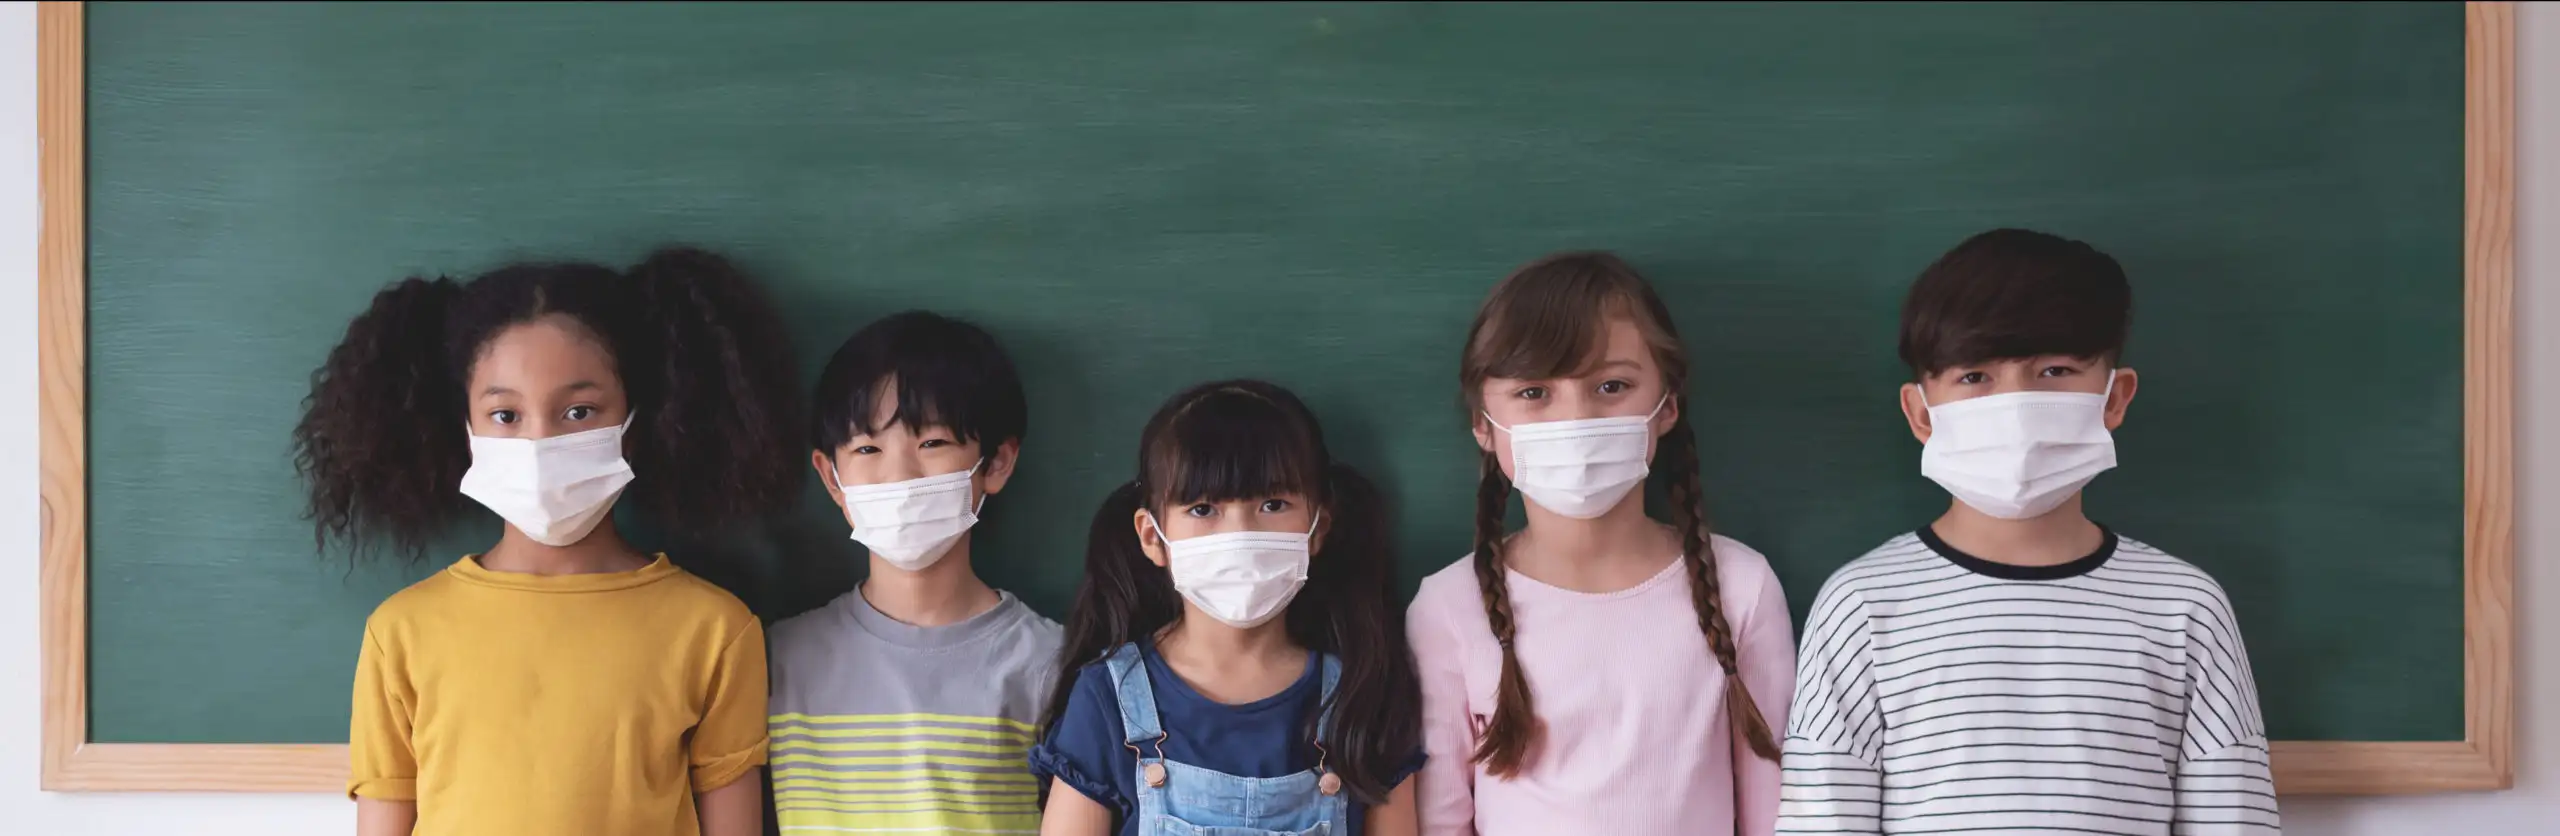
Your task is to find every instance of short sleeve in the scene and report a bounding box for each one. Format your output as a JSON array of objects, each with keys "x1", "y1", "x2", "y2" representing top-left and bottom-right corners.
[
  {"x1": 690, "y1": 617, "x2": 770, "y2": 791},
  {"x1": 1385, "y1": 747, "x2": 1428, "y2": 790},
  {"x1": 348, "y1": 626, "x2": 418, "y2": 800},
  {"x1": 1027, "y1": 663, "x2": 1133, "y2": 822}
]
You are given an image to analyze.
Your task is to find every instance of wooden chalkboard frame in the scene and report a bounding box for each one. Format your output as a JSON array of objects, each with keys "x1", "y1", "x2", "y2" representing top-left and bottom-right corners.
[{"x1": 32, "y1": 0, "x2": 2517, "y2": 795}]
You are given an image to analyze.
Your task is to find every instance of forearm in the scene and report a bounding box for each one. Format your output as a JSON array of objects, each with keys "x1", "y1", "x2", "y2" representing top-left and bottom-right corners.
[
  {"x1": 696, "y1": 766, "x2": 764, "y2": 836},
  {"x1": 354, "y1": 797, "x2": 416, "y2": 836}
]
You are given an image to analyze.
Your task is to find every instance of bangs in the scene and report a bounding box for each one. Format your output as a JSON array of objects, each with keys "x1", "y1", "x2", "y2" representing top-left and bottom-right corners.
[
  {"x1": 1897, "y1": 229, "x2": 2132, "y2": 375},
  {"x1": 845, "y1": 370, "x2": 974, "y2": 441},
  {"x1": 813, "y1": 310, "x2": 1025, "y2": 452},
  {"x1": 1142, "y1": 388, "x2": 1326, "y2": 507},
  {"x1": 1462, "y1": 251, "x2": 1680, "y2": 399}
]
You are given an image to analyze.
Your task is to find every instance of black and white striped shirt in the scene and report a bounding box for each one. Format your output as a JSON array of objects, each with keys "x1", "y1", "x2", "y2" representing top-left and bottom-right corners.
[{"x1": 1777, "y1": 528, "x2": 2280, "y2": 835}]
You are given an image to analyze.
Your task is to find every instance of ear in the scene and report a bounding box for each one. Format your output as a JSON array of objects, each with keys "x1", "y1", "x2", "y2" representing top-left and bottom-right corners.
[
  {"x1": 982, "y1": 439, "x2": 1022, "y2": 495},
  {"x1": 2103, "y1": 368, "x2": 2139, "y2": 431},
  {"x1": 1652, "y1": 394, "x2": 1681, "y2": 439},
  {"x1": 1309, "y1": 508, "x2": 1332, "y2": 555},
  {"x1": 1471, "y1": 411, "x2": 1496, "y2": 455},
  {"x1": 1900, "y1": 382, "x2": 1933, "y2": 444},
  {"x1": 811, "y1": 450, "x2": 849, "y2": 515},
  {"x1": 1130, "y1": 507, "x2": 1170, "y2": 568}
]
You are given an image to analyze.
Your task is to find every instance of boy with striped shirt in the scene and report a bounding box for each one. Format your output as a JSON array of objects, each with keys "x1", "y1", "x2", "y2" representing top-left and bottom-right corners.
[
  {"x1": 1778, "y1": 230, "x2": 2281, "y2": 835},
  {"x1": 767, "y1": 311, "x2": 1064, "y2": 835}
]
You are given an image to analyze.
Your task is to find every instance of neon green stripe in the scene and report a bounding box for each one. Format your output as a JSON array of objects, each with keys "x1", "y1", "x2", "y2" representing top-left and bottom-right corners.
[
  {"x1": 769, "y1": 712, "x2": 1041, "y2": 733},
  {"x1": 774, "y1": 752, "x2": 1025, "y2": 768},
  {"x1": 771, "y1": 723, "x2": 1033, "y2": 743},
  {"x1": 771, "y1": 769, "x2": 1039, "y2": 788}
]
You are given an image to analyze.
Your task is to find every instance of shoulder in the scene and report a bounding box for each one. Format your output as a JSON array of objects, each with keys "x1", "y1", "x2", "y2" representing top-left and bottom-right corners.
[
  {"x1": 766, "y1": 592, "x2": 849, "y2": 659},
  {"x1": 1816, "y1": 532, "x2": 1941, "y2": 598},
  {"x1": 658, "y1": 566, "x2": 760, "y2": 634},
  {"x1": 1012, "y1": 602, "x2": 1067, "y2": 655},
  {"x1": 360, "y1": 563, "x2": 466, "y2": 638},
  {"x1": 1409, "y1": 555, "x2": 1492, "y2": 629},
  {"x1": 1706, "y1": 534, "x2": 1780, "y2": 598},
  {"x1": 2103, "y1": 534, "x2": 2240, "y2": 614},
  {"x1": 1051, "y1": 654, "x2": 1131, "y2": 732},
  {"x1": 1798, "y1": 533, "x2": 1942, "y2": 623}
]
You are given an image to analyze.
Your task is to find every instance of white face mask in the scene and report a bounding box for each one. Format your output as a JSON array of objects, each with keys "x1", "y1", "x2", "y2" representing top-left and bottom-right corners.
[
  {"x1": 836, "y1": 459, "x2": 984, "y2": 572},
  {"x1": 1483, "y1": 397, "x2": 1665, "y2": 519},
  {"x1": 458, "y1": 414, "x2": 636, "y2": 547},
  {"x1": 1920, "y1": 373, "x2": 2120, "y2": 520},
  {"x1": 1149, "y1": 511, "x2": 1319, "y2": 629}
]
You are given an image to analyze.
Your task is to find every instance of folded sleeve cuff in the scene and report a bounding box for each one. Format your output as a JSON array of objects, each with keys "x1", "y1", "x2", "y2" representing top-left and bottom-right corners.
[
  {"x1": 691, "y1": 738, "x2": 769, "y2": 792},
  {"x1": 1386, "y1": 748, "x2": 1428, "y2": 790},
  {"x1": 1029, "y1": 742, "x2": 1124, "y2": 813},
  {"x1": 347, "y1": 776, "x2": 416, "y2": 801}
]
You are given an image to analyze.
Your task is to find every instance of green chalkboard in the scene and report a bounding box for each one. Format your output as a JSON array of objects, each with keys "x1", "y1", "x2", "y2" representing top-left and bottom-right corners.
[{"x1": 84, "y1": 2, "x2": 2465, "y2": 746}]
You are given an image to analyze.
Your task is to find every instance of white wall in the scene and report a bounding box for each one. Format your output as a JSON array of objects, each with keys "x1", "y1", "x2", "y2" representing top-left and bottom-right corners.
[{"x1": 0, "y1": 2, "x2": 2549, "y2": 833}]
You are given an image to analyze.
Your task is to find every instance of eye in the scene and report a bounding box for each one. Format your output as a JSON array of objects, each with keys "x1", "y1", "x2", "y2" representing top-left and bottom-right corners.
[
  {"x1": 1260, "y1": 499, "x2": 1291, "y2": 514},
  {"x1": 2039, "y1": 365, "x2": 2078, "y2": 378},
  {"x1": 489, "y1": 409, "x2": 519, "y2": 425},
  {"x1": 1597, "y1": 379, "x2": 1631, "y2": 395},
  {"x1": 1183, "y1": 503, "x2": 1216, "y2": 518},
  {"x1": 1955, "y1": 371, "x2": 1988, "y2": 385},
  {"x1": 1515, "y1": 386, "x2": 1548, "y2": 401},
  {"x1": 563, "y1": 405, "x2": 597, "y2": 422},
  {"x1": 919, "y1": 439, "x2": 950, "y2": 449},
  {"x1": 852, "y1": 445, "x2": 881, "y2": 455}
]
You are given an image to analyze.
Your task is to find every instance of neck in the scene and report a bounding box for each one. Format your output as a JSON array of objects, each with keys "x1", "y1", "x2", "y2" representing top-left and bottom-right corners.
[
  {"x1": 1930, "y1": 494, "x2": 2106, "y2": 567},
  {"x1": 1158, "y1": 607, "x2": 1299, "y2": 665},
  {"x1": 861, "y1": 535, "x2": 1001, "y2": 628},
  {"x1": 479, "y1": 521, "x2": 650, "y2": 575},
  {"x1": 1510, "y1": 491, "x2": 1678, "y2": 585}
]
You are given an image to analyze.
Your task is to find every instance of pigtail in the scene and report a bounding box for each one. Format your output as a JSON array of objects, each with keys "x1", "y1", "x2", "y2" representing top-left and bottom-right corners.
[
  {"x1": 1659, "y1": 402, "x2": 1781, "y2": 760},
  {"x1": 1470, "y1": 450, "x2": 1541, "y2": 776},
  {"x1": 1293, "y1": 463, "x2": 1420, "y2": 805},
  {"x1": 292, "y1": 276, "x2": 468, "y2": 562},
  {"x1": 1042, "y1": 480, "x2": 1185, "y2": 732},
  {"x1": 624, "y1": 246, "x2": 805, "y2": 535}
]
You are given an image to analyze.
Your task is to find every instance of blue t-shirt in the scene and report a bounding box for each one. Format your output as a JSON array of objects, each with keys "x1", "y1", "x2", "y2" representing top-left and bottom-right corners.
[{"x1": 1028, "y1": 640, "x2": 1419, "y2": 836}]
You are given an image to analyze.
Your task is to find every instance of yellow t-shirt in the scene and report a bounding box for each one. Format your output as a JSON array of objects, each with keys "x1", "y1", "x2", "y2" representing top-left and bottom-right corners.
[{"x1": 348, "y1": 554, "x2": 768, "y2": 836}]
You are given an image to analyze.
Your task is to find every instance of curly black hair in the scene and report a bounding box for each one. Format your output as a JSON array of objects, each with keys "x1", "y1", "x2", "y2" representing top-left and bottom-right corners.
[{"x1": 290, "y1": 246, "x2": 805, "y2": 562}]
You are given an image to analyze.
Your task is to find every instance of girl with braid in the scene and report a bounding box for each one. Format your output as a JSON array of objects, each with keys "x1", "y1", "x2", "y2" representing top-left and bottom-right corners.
[{"x1": 1406, "y1": 252, "x2": 1795, "y2": 836}]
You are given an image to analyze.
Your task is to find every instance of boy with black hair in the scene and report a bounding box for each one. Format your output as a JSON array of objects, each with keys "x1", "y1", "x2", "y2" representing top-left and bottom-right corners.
[
  {"x1": 1777, "y1": 230, "x2": 2281, "y2": 834},
  {"x1": 766, "y1": 310, "x2": 1063, "y2": 835}
]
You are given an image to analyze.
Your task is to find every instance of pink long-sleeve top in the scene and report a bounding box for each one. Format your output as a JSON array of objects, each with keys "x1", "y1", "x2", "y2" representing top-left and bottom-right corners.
[{"x1": 1405, "y1": 534, "x2": 1796, "y2": 836}]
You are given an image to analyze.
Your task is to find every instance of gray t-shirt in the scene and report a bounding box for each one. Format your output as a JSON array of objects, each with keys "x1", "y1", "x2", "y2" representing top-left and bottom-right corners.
[{"x1": 767, "y1": 588, "x2": 1064, "y2": 834}]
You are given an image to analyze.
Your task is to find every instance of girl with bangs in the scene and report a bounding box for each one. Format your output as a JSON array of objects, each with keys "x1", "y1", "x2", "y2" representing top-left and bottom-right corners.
[
  {"x1": 1406, "y1": 253, "x2": 1795, "y2": 836},
  {"x1": 1031, "y1": 380, "x2": 1424, "y2": 836}
]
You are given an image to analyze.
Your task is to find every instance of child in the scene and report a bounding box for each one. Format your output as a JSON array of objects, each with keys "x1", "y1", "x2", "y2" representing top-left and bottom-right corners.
[
  {"x1": 294, "y1": 247, "x2": 803, "y2": 836},
  {"x1": 1030, "y1": 380, "x2": 1424, "y2": 836},
  {"x1": 765, "y1": 311, "x2": 1065, "y2": 835},
  {"x1": 1776, "y1": 229, "x2": 2281, "y2": 834},
  {"x1": 1406, "y1": 252, "x2": 1795, "y2": 836}
]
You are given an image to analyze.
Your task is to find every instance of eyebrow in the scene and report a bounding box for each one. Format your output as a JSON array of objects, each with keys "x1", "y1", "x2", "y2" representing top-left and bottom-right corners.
[
  {"x1": 1595, "y1": 358, "x2": 1644, "y2": 372},
  {"x1": 478, "y1": 380, "x2": 604, "y2": 397}
]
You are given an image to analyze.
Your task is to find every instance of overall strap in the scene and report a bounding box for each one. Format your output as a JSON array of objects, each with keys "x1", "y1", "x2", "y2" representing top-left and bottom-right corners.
[
  {"x1": 1312, "y1": 652, "x2": 1343, "y2": 746},
  {"x1": 1102, "y1": 643, "x2": 1164, "y2": 746}
]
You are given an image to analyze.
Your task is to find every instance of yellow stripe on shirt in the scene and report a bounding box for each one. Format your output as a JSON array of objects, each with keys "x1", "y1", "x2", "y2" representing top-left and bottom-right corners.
[
  {"x1": 769, "y1": 711, "x2": 1042, "y2": 734},
  {"x1": 773, "y1": 738, "x2": 1030, "y2": 756}
]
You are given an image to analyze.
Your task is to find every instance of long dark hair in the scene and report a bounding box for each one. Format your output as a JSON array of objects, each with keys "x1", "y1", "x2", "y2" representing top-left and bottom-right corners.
[
  {"x1": 1042, "y1": 379, "x2": 1419, "y2": 804},
  {"x1": 1455, "y1": 251, "x2": 1781, "y2": 776},
  {"x1": 291, "y1": 246, "x2": 804, "y2": 561}
]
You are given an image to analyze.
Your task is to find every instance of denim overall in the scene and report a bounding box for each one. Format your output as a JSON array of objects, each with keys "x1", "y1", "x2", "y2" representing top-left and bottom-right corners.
[{"x1": 1104, "y1": 643, "x2": 1352, "y2": 836}]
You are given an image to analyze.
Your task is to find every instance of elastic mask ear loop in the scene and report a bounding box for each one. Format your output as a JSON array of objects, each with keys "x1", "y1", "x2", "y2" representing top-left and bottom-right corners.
[{"x1": 966, "y1": 458, "x2": 989, "y2": 516}]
